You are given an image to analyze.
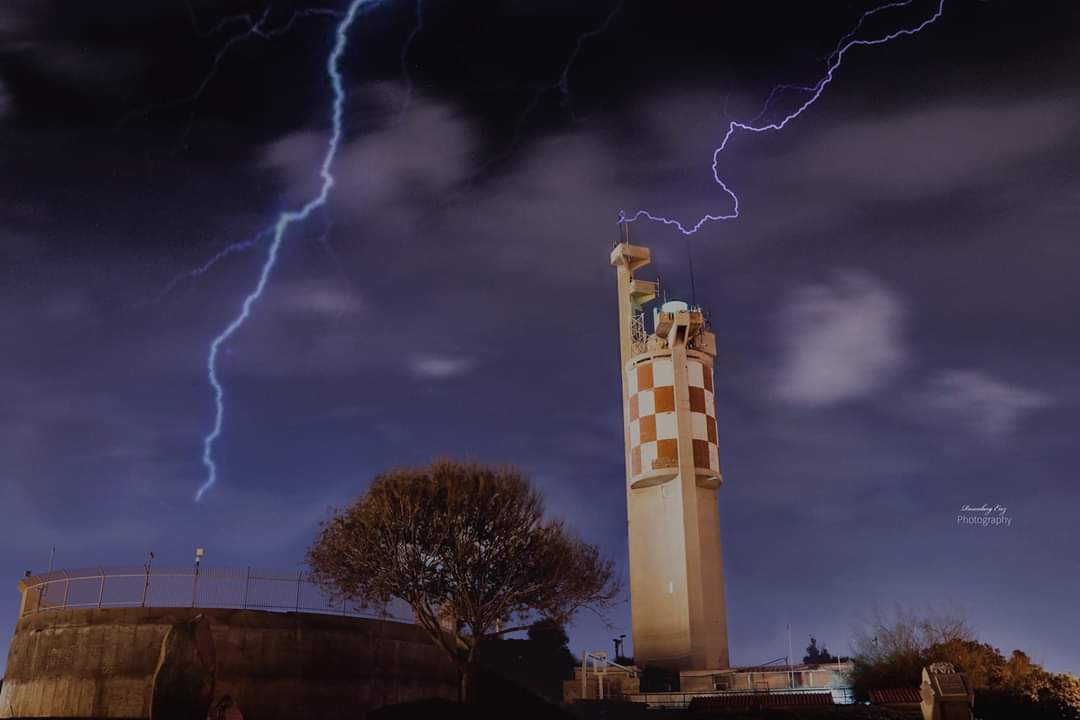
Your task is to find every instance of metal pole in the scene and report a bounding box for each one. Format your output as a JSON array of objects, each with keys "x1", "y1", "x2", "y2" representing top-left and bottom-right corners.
[
  {"x1": 142, "y1": 552, "x2": 154, "y2": 608},
  {"x1": 788, "y1": 623, "x2": 794, "y2": 689},
  {"x1": 48, "y1": 547, "x2": 55, "y2": 573},
  {"x1": 242, "y1": 566, "x2": 250, "y2": 609},
  {"x1": 582, "y1": 651, "x2": 587, "y2": 700},
  {"x1": 295, "y1": 570, "x2": 302, "y2": 611},
  {"x1": 97, "y1": 567, "x2": 106, "y2": 609},
  {"x1": 61, "y1": 571, "x2": 70, "y2": 609}
]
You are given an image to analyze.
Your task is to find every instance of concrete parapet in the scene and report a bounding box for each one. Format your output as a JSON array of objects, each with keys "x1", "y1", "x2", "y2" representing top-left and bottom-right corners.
[{"x1": 0, "y1": 607, "x2": 457, "y2": 719}]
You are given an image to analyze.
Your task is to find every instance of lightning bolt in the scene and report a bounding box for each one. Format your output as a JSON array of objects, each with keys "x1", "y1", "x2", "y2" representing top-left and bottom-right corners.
[
  {"x1": 554, "y1": 0, "x2": 624, "y2": 121},
  {"x1": 144, "y1": 228, "x2": 272, "y2": 306},
  {"x1": 620, "y1": 0, "x2": 946, "y2": 236},
  {"x1": 127, "y1": 5, "x2": 346, "y2": 132},
  {"x1": 476, "y1": 0, "x2": 623, "y2": 177},
  {"x1": 147, "y1": 2, "x2": 409, "y2": 306},
  {"x1": 159, "y1": 0, "x2": 615, "y2": 305},
  {"x1": 196, "y1": 0, "x2": 376, "y2": 502},
  {"x1": 398, "y1": 0, "x2": 424, "y2": 117},
  {"x1": 185, "y1": 1, "x2": 344, "y2": 40}
]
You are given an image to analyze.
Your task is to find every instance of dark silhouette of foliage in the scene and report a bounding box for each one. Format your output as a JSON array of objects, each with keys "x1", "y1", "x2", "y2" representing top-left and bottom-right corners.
[
  {"x1": 307, "y1": 459, "x2": 620, "y2": 701},
  {"x1": 639, "y1": 666, "x2": 679, "y2": 693},
  {"x1": 527, "y1": 618, "x2": 571, "y2": 649},
  {"x1": 478, "y1": 619, "x2": 577, "y2": 704},
  {"x1": 803, "y1": 636, "x2": 836, "y2": 664}
]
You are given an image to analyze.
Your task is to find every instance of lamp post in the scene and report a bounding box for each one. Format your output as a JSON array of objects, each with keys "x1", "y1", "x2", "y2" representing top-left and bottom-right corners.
[
  {"x1": 612, "y1": 634, "x2": 626, "y2": 661},
  {"x1": 192, "y1": 548, "x2": 204, "y2": 607}
]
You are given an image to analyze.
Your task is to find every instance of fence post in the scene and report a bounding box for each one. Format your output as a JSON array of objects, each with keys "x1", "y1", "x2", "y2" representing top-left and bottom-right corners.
[
  {"x1": 61, "y1": 571, "x2": 70, "y2": 609},
  {"x1": 97, "y1": 567, "x2": 106, "y2": 609},
  {"x1": 242, "y1": 566, "x2": 251, "y2": 609},
  {"x1": 295, "y1": 570, "x2": 302, "y2": 611}
]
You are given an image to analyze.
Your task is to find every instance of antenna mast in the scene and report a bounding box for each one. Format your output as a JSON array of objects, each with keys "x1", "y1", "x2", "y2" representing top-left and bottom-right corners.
[{"x1": 686, "y1": 235, "x2": 697, "y2": 308}]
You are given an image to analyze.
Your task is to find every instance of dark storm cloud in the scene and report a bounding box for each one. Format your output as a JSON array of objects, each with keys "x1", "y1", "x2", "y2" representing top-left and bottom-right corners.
[{"x1": 2, "y1": 0, "x2": 1080, "y2": 676}]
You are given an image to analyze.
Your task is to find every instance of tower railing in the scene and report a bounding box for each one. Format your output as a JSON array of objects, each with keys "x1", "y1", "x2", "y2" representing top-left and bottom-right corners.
[
  {"x1": 16, "y1": 566, "x2": 414, "y2": 623},
  {"x1": 630, "y1": 312, "x2": 648, "y2": 355}
]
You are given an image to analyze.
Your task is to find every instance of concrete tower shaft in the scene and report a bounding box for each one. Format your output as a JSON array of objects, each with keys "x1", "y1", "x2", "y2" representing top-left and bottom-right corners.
[{"x1": 611, "y1": 241, "x2": 730, "y2": 672}]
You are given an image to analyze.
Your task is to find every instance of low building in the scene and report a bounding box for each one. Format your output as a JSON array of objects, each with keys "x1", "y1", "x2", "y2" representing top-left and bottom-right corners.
[
  {"x1": 683, "y1": 660, "x2": 854, "y2": 701},
  {"x1": 564, "y1": 659, "x2": 855, "y2": 708}
]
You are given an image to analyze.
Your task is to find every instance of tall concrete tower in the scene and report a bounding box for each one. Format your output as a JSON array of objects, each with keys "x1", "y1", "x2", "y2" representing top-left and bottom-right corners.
[{"x1": 611, "y1": 238, "x2": 730, "y2": 672}]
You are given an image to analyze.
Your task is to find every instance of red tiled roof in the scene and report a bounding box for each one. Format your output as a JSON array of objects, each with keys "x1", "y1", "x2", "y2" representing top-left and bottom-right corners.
[
  {"x1": 689, "y1": 692, "x2": 834, "y2": 710},
  {"x1": 870, "y1": 687, "x2": 922, "y2": 704}
]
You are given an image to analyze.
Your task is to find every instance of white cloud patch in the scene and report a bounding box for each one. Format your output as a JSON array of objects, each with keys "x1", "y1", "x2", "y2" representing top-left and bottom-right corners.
[
  {"x1": 797, "y1": 100, "x2": 1076, "y2": 199},
  {"x1": 0, "y1": 3, "x2": 34, "y2": 39},
  {"x1": 1046, "y1": 188, "x2": 1080, "y2": 215},
  {"x1": 928, "y1": 370, "x2": 1053, "y2": 438},
  {"x1": 275, "y1": 279, "x2": 364, "y2": 318},
  {"x1": 774, "y1": 270, "x2": 906, "y2": 407},
  {"x1": 408, "y1": 354, "x2": 474, "y2": 379},
  {"x1": 261, "y1": 89, "x2": 474, "y2": 226}
]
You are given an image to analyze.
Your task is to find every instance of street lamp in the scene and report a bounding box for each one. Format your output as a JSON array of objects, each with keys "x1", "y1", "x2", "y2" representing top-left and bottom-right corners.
[
  {"x1": 192, "y1": 548, "x2": 205, "y2": 607},
  {"x1": 612, "y1": 634, "x2": 626, "y2": 661}
]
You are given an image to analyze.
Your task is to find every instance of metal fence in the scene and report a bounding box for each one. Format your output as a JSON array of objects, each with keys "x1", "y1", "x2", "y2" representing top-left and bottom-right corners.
[{"x1": 17, "y1": 566, "x2": 414, "y2": 623}]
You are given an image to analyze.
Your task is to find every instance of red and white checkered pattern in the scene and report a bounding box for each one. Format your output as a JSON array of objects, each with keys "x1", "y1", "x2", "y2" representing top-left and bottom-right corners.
[{"x1": 626, "y1": 355, "x2": 719, "y2": 483}]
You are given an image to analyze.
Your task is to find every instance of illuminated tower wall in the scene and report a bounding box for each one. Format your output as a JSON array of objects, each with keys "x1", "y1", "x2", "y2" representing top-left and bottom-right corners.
[{"x1": 611, "y1": 240, "x2": 730, "y2": 672}]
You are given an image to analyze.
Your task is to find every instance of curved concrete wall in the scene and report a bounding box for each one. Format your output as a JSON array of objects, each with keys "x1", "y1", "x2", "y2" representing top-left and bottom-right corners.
[{"x1": 0, "y1": 607, "x2": 457, "y2": 719}]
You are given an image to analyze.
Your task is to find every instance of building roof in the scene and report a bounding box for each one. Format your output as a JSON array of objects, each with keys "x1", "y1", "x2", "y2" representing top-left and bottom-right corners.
[
  {"x1": 870, "y1": 687, "x2": 922, "y2": 704},
  {"x1": 711, "y1": 660, "x2": 851, "y2": 674}
]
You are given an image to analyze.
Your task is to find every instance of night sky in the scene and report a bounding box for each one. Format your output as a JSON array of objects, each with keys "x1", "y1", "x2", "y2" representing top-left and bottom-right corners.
[{"x1": 2, "y1": 1, "x2": 1079, "y2": 674}]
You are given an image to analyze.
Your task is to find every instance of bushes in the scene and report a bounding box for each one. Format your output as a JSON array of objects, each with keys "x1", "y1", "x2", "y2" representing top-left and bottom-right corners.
[{"x1": 849, "y1": 610, "x2": 1080, "y2": 719}]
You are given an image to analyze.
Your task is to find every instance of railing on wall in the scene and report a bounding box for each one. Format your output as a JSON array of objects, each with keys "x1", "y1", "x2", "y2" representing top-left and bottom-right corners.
[{"x1": 17, "y1": 566, "x2": 414, "y2": 623}]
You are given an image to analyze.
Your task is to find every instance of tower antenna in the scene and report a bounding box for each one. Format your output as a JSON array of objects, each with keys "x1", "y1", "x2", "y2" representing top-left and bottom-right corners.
[{"x1": 686, "y1": 235, "x2": 698, "y2": 308}]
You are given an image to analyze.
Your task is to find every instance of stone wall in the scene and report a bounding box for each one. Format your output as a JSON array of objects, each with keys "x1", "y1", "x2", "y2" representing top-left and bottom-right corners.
[{"x1": 0, "y1": 607, "x2": 457, "y2": 719}]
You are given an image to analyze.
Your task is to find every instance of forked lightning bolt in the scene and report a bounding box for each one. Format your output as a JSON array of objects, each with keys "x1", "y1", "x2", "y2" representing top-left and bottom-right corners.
[
  {"x1": 196, "y1": 0, "x2": 377, "y2": 502},
  {"x1": 620, "y1": 0, "x2": 946, "y2": 236}
]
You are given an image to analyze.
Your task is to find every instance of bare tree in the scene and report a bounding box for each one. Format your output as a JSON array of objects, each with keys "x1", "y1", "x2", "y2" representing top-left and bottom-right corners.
[
  {"x1": 306, "y1": 459, "x2": 620, "y2": 701},
  {"x1": 848, "y1": 605, "x2": 974, "y2": 699}
]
